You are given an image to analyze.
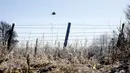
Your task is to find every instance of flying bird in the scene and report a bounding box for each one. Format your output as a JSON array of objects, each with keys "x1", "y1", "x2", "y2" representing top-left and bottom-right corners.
[{"x1": 52, "y1": 12, "x2": 56, "y2": 15}]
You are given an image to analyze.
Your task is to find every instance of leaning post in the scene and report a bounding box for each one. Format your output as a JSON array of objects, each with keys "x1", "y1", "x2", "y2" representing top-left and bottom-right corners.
[
  {"x1": 63, "y1": 22, "x2": 71, "y2": 48},
  {"x1": 7, "y1": 23, "x2": 15, "y2": 50}
]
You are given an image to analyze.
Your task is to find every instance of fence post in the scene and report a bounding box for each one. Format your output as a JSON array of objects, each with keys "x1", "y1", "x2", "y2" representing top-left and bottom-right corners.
[
  {"x1": 34, "y1": 38, "x2": 38, "y2": 57},
  {"x1": 24, "y1": 41, "x2": 29, "y2": 57},
  {"x1": 7, "y1": 23, "x2": 15, "y2": 50},
  {"x1": 63, "y1": 22, "x2": 71, "y2": 48},
  {"x1": 117, "y1": 23, "x2": 125, "y2": 47}
]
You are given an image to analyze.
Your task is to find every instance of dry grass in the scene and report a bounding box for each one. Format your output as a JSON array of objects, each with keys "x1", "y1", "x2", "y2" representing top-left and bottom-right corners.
[
  {"x1": 0, "y1": 40, "x2": 128, "y2": 73},
  {"x1": 0, "y1": 45, "x2": 119, "y2": 73}
]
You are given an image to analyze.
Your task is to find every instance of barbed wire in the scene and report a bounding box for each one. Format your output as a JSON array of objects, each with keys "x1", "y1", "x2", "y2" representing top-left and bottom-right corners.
[
  {"x1": 15, "y1": 24, "x2": 118, "y2": 26},
  {"x1": 15, "y1": 24, "x2": 118, "y2": 45}
]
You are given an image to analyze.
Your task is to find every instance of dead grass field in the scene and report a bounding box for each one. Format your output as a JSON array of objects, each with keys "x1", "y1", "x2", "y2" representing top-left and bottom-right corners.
[{"x1": 0, "y1": 46, "x2": 122, "y2": 73}]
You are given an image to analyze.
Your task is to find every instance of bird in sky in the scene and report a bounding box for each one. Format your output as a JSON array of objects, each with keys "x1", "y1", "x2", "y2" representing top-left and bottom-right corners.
[{"x1": 52, "y1": 12, "x2": 56, "y2": 15}]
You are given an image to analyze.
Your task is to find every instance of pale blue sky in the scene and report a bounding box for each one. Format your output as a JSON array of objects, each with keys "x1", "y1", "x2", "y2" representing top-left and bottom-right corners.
[
  {"x1": 0, "y1": 0, "x2": 129, "y2": 46},
  {"x1": 0, "y1": 0, "x2": 129, "y2": 24}
]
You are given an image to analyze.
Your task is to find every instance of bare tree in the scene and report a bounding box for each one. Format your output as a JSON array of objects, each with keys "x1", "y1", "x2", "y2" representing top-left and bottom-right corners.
[
  {"x1": 0, "y1": 21, "x2": 18, "y2": 46},
  {"x1": 125, "y1": 5, "x2": 130, "y2": 44},
  {"x1": 125, "y1": 5, "x2": 130, "y2": 24}
]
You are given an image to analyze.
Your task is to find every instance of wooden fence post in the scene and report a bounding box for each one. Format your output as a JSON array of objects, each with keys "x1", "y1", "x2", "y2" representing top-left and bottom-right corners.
[
  {"x1": 63, "y1": 22, "x2": 71, "y2": 48},
  {"x1": 34, "y1": 38, "x2": 38, "y2": 57},
  {"x1": 117, "y1": 23, "x2": 125, "y2": 47},
  {"x1": 24, "y1": 41, "x2": 29, "y2": 57},
  {"x1": 7, "y1": 23, "x2": 15, "y2": 50}
]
